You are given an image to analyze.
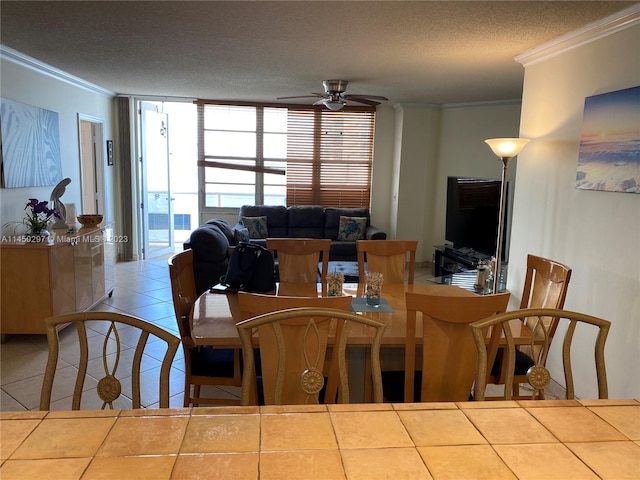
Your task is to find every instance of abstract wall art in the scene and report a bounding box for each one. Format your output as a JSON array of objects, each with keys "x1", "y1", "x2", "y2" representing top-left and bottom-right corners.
[
  {"x1": 576, "y1": 85, "x2": 640, "y2": 194},
  {"x1": 0, "y1": 97, "x2": 63, "y2": 188}
]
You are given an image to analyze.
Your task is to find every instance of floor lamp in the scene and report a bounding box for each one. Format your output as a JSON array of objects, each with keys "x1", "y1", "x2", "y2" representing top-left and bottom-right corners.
[{"x1": 484, "y1": 138, "x2": 530, "y2": 293}]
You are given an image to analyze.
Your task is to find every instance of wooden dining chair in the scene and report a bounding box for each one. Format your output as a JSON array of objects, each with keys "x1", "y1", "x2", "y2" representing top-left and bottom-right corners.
[
  {"x1": 266, "y1": 238, "x2": 331, "y2": 284},
  {"x1": 236, "y1": 307, "x2": 385, "y2": 405},
  {"x1": 237, "y1": 291, "x2": 353, "y2": 404},
  {"x1": 168, "y1": 249, "x2": 242, "y2": 406},
  {"x1": 40, "y1": 311, "x2": 180, "y2": 410},
  {"x1": 357, "y1": 240, "x2": 418, "y2": 284},
  {"x1": 490, "y1": 254, "x2": 572, "y2": 397},
  {"x1": 472, "y1": 308, "x2": 610, "y2": 400},
  {"x1": 382, "y1": 291, "x2": 511, "y2": 403}
]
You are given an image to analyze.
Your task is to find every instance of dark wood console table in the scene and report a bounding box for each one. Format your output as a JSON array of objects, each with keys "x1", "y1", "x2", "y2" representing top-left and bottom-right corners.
[{"x1": 433, "y1": 245, "x2": 492, "y2": 277}]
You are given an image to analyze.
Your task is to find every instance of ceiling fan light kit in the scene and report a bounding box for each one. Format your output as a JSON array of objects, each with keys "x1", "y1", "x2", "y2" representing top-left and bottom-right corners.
[
  {"x1": 278, "y1": 79, "x2": 388, "y2": 110},
  {"x1": 323, "y1": 100, "x2": 347, "y2": 111}
]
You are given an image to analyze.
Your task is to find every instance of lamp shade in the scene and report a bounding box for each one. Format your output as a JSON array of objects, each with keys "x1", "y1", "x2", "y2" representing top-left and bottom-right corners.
[{"x1": 485, "y1": 138, "x2": 530, "y2": 158}]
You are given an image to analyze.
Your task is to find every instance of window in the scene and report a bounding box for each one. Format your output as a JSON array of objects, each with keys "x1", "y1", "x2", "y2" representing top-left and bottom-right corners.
[
  {"x1": 286, "y1": 107, "x2": 375, "y2": 207},
  {"x1": 198, "y1": 102, "x2": 375, "y2": 209},
  {"x1": 198, "y1": 104, "x2": 287, "y2": 208}
]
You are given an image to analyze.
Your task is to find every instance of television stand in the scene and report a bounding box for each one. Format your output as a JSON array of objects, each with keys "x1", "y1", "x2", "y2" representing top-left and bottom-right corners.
[{"x1": 433, "y1": 245, "x2": 492, "y2": 277}]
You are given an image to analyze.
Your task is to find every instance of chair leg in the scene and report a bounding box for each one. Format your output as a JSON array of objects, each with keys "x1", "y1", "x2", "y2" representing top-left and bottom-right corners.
[
  {"x1": 192, "y1": 384, "x2": 201, "y2": 407},
  {"x1": 513, "y1": 382, "x2": 519, "y2": 398},
  {"x1": 363, "y1": 349, "x2": 372, "y2": 403},
  {"x1": 183, "y1": 382, "x2": 191, "y2": 407}
]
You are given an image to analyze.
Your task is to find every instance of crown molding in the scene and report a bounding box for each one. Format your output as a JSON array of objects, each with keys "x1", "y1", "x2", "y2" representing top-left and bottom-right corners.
[
  {"x1": 515, "y1": 4, "x2": 640, "y2": 67},
  {"x1": 392, "y1": 102, "x2": 441, "y2": 111},
  {"x1": 0, "y1": 44, "x2": 115, "y2": 97},
  {"x1": 443, "y1": 98, "x2": 521, "y2": 110},
  {"x1": 126, "y1": 94, "x2": 197, "y2": 103}
]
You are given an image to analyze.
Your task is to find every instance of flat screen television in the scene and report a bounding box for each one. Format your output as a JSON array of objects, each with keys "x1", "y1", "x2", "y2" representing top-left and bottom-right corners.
[{"x1": 445, "y1": 176, "x2": 508, "y2": 260}]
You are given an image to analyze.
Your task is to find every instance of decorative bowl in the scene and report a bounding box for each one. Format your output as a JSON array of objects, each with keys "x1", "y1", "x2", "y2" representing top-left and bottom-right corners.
[{"x1": 77, "y1": 214, "x2": 103, "y2": 226}]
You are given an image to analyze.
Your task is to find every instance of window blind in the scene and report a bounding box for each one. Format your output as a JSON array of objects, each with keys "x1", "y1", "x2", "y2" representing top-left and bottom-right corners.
[
  {"x1": 286, "y1": 107, "x2": 375, "y2": 208},
  {"x1": 195, "y1": 100, "x2": 376, "y2": 208}
]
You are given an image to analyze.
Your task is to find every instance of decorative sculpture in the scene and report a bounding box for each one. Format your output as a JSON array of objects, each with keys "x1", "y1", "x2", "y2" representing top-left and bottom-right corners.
[{"x1": 50, "y1": 177, "x2": 71, "y2": 229}]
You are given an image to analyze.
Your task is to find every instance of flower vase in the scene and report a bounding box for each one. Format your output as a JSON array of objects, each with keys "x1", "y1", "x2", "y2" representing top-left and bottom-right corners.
[
  {"x1": 364, "y1": 272, "x2": 383, "y2": 307},
  {"x1": 26, "y1": 227, "x2": 50, "y2": 243},
  {"x1": 365, "y1": 292, "x2": 380, "y2": 307},
  {"x1": 326, "y1": 272, "x2": 344, "y2": 297}
]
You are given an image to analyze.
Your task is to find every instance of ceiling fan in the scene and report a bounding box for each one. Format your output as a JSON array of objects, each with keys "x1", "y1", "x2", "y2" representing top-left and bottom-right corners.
[{"x1": 277, "y1": 80, "x2": 388, "y2": 110}]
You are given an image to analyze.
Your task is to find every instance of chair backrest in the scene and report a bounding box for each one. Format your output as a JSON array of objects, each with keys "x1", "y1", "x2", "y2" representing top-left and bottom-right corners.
[
  {"x1": 521, "y1": 254, "x2": 572, "y2": 309},
  {"x1": 236, "y1": 307, "x2": 385, "y2": 405},
  {"x1": 266, "y1": 238, "x2": 331, "y2": 284},
  {"x1": 519, "y1": 254, "x2": 572, "y2": 357},
  {"x1": 237, "y1": 291, "x2": 353, "y2": 319},
  {"x1": 168, "y1": 249, "x2": 197, "y2": 340},
  {"x1": 357, "y1": 240, "x2": 418, "y2": 284},
  {"x1": 471, "y1": 308, "x2": 610, "y2": 400},
  {"x1": 404, "y1": 291, "x2": 511, "y2": 402},
  {"x1": 40, "y1": 311, "x2": 180, "y2": 410},
  {"x1": 237, "y1": 292, "x2": 353, "y2": 404}
]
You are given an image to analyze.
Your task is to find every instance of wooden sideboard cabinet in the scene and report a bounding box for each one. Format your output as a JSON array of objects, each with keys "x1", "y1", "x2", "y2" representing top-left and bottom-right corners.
[{"x1": 1, "y1": 225, "x2": 115, "y2": 335}]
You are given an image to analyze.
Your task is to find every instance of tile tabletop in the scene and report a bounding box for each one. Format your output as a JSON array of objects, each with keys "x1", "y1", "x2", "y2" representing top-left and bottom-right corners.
[{"x1": 1, "y1": 399, "x2": 639, "y2": 479}]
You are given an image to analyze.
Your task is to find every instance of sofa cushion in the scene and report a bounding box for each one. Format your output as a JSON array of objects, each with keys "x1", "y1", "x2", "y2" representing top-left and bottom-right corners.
[
  {"x1": 324, "y1": 207, "x2": 370, "y2": 240},
  {"x1": 287, "y1": 205, "x2": 324, "y2": 238},
  {"x1": 189, "y1": 225, "x2": 230, "y2": 263},
  {"x1": 238, "y1": 205, "x2": 288, "y2": 237},
  {"x1": 337, "y1": 216, "x2": 367, "y2": 241},
  {"x1": 242, "y1": 216, "x2": 269, "y2": 238},
  {"x1": 234, "y1": 227, "x2": 250, "y2": 243}
]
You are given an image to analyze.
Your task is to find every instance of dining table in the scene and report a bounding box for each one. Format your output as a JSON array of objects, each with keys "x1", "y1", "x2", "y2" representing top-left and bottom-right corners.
[
  {"x1": 2, "y1": 399, "x2": 638, "y2": 479},
  {"x1": 192, "y1": 282, "x2": 520, "y2": 348},
  {"x1": 192, "y1": 281, "x2": 531, "y2": 403}
]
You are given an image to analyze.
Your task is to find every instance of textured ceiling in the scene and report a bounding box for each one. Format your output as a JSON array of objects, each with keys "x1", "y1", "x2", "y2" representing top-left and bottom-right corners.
[{"x1": 0, "y1": 1, "x2": 636, "y2": 106}]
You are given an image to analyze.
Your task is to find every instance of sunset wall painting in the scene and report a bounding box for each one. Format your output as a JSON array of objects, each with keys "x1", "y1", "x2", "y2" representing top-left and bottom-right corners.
[{"x1": 576, "y1": 85, "x2": 639, "y2": 194}]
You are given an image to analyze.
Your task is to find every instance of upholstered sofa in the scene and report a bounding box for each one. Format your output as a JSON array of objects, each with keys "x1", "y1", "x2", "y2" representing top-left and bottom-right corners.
[
  {"x1": 232, "y1": 205, "x2": 386, "y2": 260},
  {"x1": 185, "y1": 205, "x2": 386, "y2": 293}
]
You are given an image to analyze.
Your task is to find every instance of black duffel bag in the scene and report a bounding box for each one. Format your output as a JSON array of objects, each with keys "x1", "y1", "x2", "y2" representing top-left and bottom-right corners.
[{"x1": 221, "y1": 242, "x2": 276, "y2": 292}]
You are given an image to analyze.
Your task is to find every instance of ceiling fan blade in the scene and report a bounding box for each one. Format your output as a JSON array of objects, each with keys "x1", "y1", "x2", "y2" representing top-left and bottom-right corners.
[
  {"x1": 344, "y1": 94, "x2": 389, "y2": 101},
  {"x1": 345, "y1": 97, "x2": 382, "y2": 106},
  {"x1": 277, "y1": 93, "x2": 325, "y2": 100},
  {"x1": 277, "y1": 82, "x2": 388, "y2": 108}
]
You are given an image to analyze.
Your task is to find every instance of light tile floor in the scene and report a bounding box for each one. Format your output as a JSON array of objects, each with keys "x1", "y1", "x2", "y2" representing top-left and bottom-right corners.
[{"x1": 0, "y1": 259, "x2": 559, "y2": 411}]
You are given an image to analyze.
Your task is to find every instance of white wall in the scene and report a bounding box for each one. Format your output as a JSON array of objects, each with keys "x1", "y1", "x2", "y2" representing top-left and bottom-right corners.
[
  {"x1": 370, "y1": 106, "x2": 395, "y2": 236},
  {"x1": 394, "y1": 105, "x2": 441, "y2": 263},
  {"x1": 372, "y1": 101, "x2": 521, "y2": 263},
  {"x1": 0, "y1": 53, "x2": 115, "y2": 235},
  {"x1": 511, "y1": 18, "x2": 639, "y2": 398},
  {"x1": 430, "y1": 101, "x2": 522, "y2": 261}
]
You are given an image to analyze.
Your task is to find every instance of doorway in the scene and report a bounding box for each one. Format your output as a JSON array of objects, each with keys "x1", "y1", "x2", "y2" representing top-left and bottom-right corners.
[
  {"x1": 137, "y1": 100, "x2": 197, "y2": 259},
  {"x1": 78, "y1": 115, "x2": 106, "y2": 219}
]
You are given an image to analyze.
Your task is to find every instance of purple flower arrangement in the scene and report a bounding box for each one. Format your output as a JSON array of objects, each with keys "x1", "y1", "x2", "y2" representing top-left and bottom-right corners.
[{"x1": 24, "y1": 198, "x2": 61, "y2": 236}]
